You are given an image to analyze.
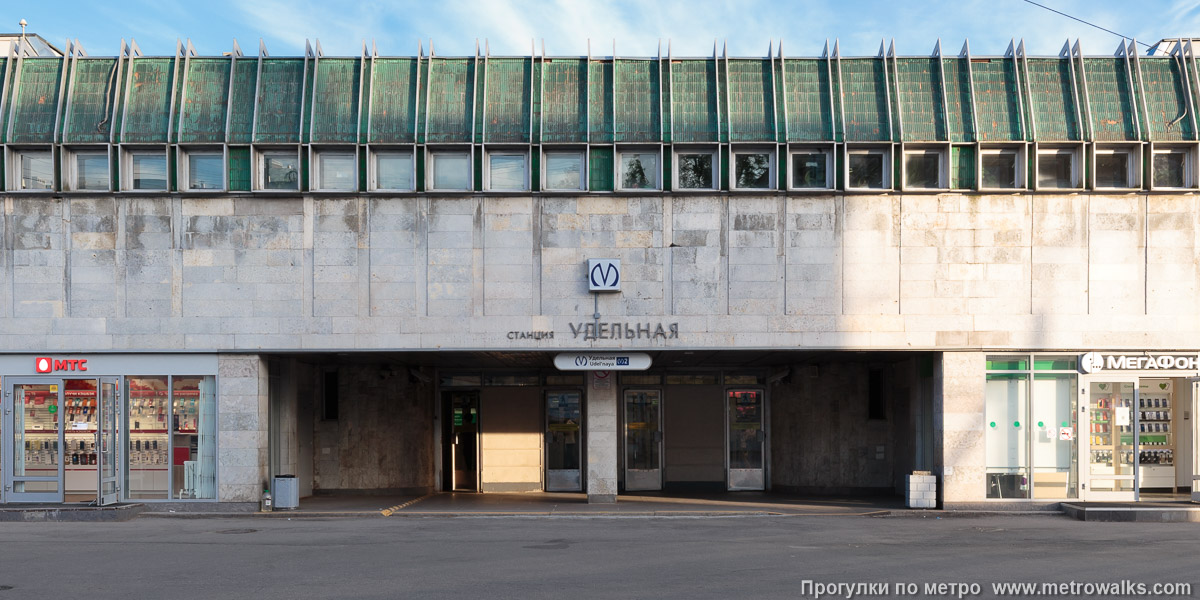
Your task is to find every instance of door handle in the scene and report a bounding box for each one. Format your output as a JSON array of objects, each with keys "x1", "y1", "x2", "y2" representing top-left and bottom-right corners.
[
  {"x1": 653, "y1": 431, "x2": 663, "y2": 444},
  {"x1": 756, "y1": 430, "x2": 766, "y2": 443}
]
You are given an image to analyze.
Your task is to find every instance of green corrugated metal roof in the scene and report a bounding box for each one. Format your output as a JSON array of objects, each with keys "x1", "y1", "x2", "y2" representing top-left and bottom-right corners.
[
  {"x1": 589, "y1": 60, "x2": 613, "y2": 143},
  {"x1": 122, "y1": 57, "x2": 174, "y2": 143},
  {"x1": 1025, "y1": 58, "x2": 1080, "y2": 141},
  {"x1": 227, "y1": 57, "x2": 257, "y2": 144},
  {"x1": 895, "y1": 58, "x2": 946, "y2": 142},
  {"x1": 9, "y1": 58, "x2": 64, "y2": 144},
  {"x1": 670, "y1": 59, "x2": 718, "y2": 142},
  {"x1": 367, "y1": 58, "x2": 418, "y2": 143},
  {"x1": 614, "y1": 59, "x2": 659, "y2": 143},
  {"x1": 540, "y1": 58, "x2": 586, "y2": 143},
  {"x1": 840, "y1": 58, "x2": 890, "y2": 141},
  {"x1": 727, "y1": 59, "x2": 774, "y2": 142},
  {"x1": 1083, "y1": 58, "x2": 1137, "y2": 141},
  {"x1": 784, "y1": 59, "x2": 836, "y2": 142},
  {"x1": 310, "y1": 58, "x2": 360, "y2": 143},
  {"x1": 254, "y1": 58, "x2": 305, "y2": 143},
  {"x1": 971, "y1": 59, "x2": 1022, "y2": 142},
  {"x1": 425, "y1": 57, "x2": 474, "y2": 144},
  {"x1": 484, "y1": 58, "x2": 531, "y2": 144},
  {"x1": 178, "y1": 58, "x2": 231, "y2": 144},
  {"x1": 63, "y1": 58, "x2": 119, "y2": 144},
  {"x1": 1139, "y1": 57, "x2": 1194, "y2": 141},
  {"x1": 941, "y1": 57, "x2": 974, "y2": 142}
]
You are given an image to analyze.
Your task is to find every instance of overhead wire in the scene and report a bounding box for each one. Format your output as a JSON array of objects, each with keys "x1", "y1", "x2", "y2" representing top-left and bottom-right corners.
[{"x1": 1019, "y1": 0, "x2": 1153, "y2": 48}]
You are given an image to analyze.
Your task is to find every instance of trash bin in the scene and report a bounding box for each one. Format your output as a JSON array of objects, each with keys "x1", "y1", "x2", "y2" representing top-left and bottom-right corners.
[{"x1": 273, "y1": 475, "x2": 299, "y2": 510}]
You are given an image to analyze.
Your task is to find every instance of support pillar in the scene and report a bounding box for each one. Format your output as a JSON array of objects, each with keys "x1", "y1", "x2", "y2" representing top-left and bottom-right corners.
[{"x1": 586, "y1": 372, "x2": 618, "y2": 503}]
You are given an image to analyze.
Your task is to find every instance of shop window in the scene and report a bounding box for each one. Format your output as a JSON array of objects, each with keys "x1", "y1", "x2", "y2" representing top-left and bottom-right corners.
[
  {"x1": 1036, "y1": 146, "x2": 1080, "y2": 189},
  {"x1": 543, "y1": 150, "x2": 586, "y2": 191},
  {"x1": 789, "y1": 148, "x2": 833, "y2": 190},
  {"x1": 674, "y1": 148, "x2": 718, "y2": 191},
  {"x1": 428, "y1": 150, "x2": 471, "y2": 191},
  {"x1": 981, "y1": 147, "x2": 1023, "y2": 189},
  {"x1": 903, "y1": 147, "x2": 946, "y2": 190},
  {"x1": 371, "y1": 150, "x2": 415, "y2": 191},
  {"x1": 172, "y1": 376, "x2": 216, "y2": 499},
  {"x1": 257, "y1": 149, "x2": 300, "y2": 191},
  {"x1": 485, "y1": 151, "x2": 529, "y2": 191},
  {"x1": 313, "y1": 149, "x2": 357, "y2": 191},
  {"x1": 126, "y1": 376, "x2": 170, "y2": 500},
  {"x1": 181, "y1": 148, "x2": 224, "y2": 192},
  {"x1": 985, "y1": 372, "x2": 1029, "y2": 498},
  {"x1": 1094, "y1": 146, "x2": 1138, "y2": 189},
  {"x1": 732, "y1": 148, "x2": 775, "y2": 190},
  {"x1": 65, "y1": 148, "x2": 110, "y2": 191},
  {"x1": 1151, "y1": 146, "x2": 1195, "y2": 189},
  {"x1": 8, "y1": 148, "x2": 54, "y2": 191},
  {"x1": 846, "y1": 147, "x2": 890, "y2": 190},
  {"x1": 121, "y1": 149, "x2": 168, "y2": 191},
  {"x1": 618, "y1": 149, "x2": 660, "y2": 191}
]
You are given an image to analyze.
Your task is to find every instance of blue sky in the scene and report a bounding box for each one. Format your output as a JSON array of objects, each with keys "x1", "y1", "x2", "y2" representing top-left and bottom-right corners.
[{"x1": 5, "y1": 0, "x2": 1200, "y2": 57}]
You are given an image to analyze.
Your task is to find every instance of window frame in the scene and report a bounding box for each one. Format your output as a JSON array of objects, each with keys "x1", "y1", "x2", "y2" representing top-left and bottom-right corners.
[
  {"x1": 616, "y1": 147, "x2": 662, "y2": 192},
  {"x1": 178, "y1": 146, "x2": 226, "y2": 193},
  {"x1": 254, "y1": 146, "x2": 302, "y2": 192},
  {"x1": 483, "y1": 148, "x2": 530, "y2": 192},
  {"x1": 1091, "y1": 144, "x2": 1141, "y2": 191},
  {"x1": 1034, "y1": 143, "x2": 1083, "y2": 191},
  {"x1": 367, "y1": 147, "x2": 416, "y2": 192},
  {"x1": 844, "y1": 145, "x2": 892, "y2": 191},
  {"x1": 541, "y1": 148, "x2": 587, "y2": 192},
  {"x1": 787, "y1": 145, "x2": 835, "y2": 191},
  {"x1": 900, "y1": 144, "x2": 949, "y2": 191},
  {"x1": 672, "y1": 146, "x2": 720, "y2": 192},
  {"x1": 730, "y1": 146, "x2": 777, "y2": 192},
  {"x1": 978, "y1": 145, "x2": 1027, "y2": 191},
  {"x1": 426, "y1": 147, "x2": 474, "y2": 192},
  {"x1": 1149, "y1": 143, "x2": 1197, "y2": 191},
  {"x1": 7, "y1": 147, "x2": 57, "y2": 192},
  {"x1": 310, "y1": 146, "x2": 359, "y2": 193},
  {"x1": 121, "y1": 146, "x2": 170, "y2": 192},
  {"x1": 63, "y1": 146, "x2": 112, "y2": 192}
]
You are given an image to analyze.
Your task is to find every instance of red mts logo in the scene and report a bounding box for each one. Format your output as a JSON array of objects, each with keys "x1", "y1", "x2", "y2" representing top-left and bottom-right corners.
[{"x1": 34, "y1": 357, "x2": 87, "y2": 373}]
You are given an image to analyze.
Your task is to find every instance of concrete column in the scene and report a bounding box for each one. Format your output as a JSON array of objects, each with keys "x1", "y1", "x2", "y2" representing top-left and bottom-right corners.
[
  {"x1": 586, "y1": 372, "x2": 618, "y2": 503},
  {"x1": 217, "y1": 354, "x2": 269, "y2": 504}
]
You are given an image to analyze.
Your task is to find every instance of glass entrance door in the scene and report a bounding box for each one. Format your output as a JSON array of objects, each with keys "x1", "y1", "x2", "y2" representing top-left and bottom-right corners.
[
  {"x1": 1193, "y1": 381, "x2": 1199, "y2": 503},
  {"x1": 98, "y1": 378, "x2": 119, "y2": 505},
  {"x1": 443, "y1": 392, "x2": 479, "y2": 492},
  {"x1": 4, "y1": 379, "x2": 64, "y2": 502},
  {"x1": 545, "y1": 391, "x2": 582, "y2": 492},
  {"x1": 727, "y1": 390, "x2": 765, "y2": 491},
  {"x1": 1083, "y1": 379, "x2": 1138, "y2": 500},
  {"x1": 623, "y1": 390, "x2": 662, "y2": 491}
]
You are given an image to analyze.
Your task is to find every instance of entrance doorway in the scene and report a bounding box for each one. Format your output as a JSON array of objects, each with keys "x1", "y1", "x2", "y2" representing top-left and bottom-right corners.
[
  {"x1": 3, "y1": 377, "x2": 120, "y2": 504},
  {"x1": 623, "y1": 389, "x2": 663, "y2": 491},
  {"x1": 545, "y1": 391, "x2": 582, "y2": 492},
  {"x1": 727, "y1": 390, "x2": 765, "y2": 491},
  {"x1": 443, "y1": 391, "x2": 479, "y2": 492}
]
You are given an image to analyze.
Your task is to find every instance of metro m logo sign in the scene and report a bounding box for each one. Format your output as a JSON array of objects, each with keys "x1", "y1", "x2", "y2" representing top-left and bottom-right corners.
[{"x1": 588, "y1": 259, "x2": 621, "y2": 292}]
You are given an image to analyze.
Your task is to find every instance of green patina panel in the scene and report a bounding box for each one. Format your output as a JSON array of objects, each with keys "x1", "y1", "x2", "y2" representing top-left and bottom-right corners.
[
  {"x1": 589, "y1": 60, "x2": 613, "y2": 143},
  {"x1": 941, "y1": 58, "x2": 974, "y2": 142},
  {"x1": 951, "y1": 145, "x2": 975, "y2": 189},
  {"x1": 484, "y1": 58, "x2": 531, "y2": 144},
  {"x1": 589, "y1": 146, "x2": 613, "y2": 191},
  {"x1": 310, "y1": 58, "x2": 360, "y2": 143},
  {"x1": 531, "y1": 59, "x2": 541, "y2": 143},
  {"x1": 840, "y1": 58, "x2": 890, "y2": 141},
  {"x1": 773, "y1": 58, "x2": 786, "y2": 142},
  {"x1": 1138, "y1": 57, "x2": 1194, "y2": 141},
  {"x1": 63, "y1": 58, "x2": 120, "y2": 144},
  {"x1": 541, "y1": 58, "x2": 586, "y2": 143},
  {"x1": 727, "y1": 59, "x2": 774, "y2": 142},
  {"x1": 254, "y1": 58, "x2": 305, "y2": 143},
  {"x1": 1083, "y1": 58, "x2": 1137, "y2": 141},
  {"x1": 122, "y1": 58, "x2": 174, "y2": 143},
  {"x1": 615, "y1": 60, "x2": 659, "y2": 143},
  {"x1": 178, "y1": 58, "x2": 231, "y2": 144},
  {"x1": 972, "y1": 59, "x2": 1023, "y2": 141},
  {"x1": 670, "y1": 59, "x2": 717, "y2": 143},
  {"x1": 227, "y1": 58, "x2": 258, "y2": 144},
  {"x1": 425, "y1": 57, "x2": 474, "y2": 143},
  {"x1": 895, "y1": 58, "x2": 946, "y2": 142},
  {"x1": 301, "y1": 58, "x2": 315, "y2": 143},
  {"x1": 1025, "y1": 58, "x2": 1080, "y2": 141},
  {"x1": 228, "y1": 146, "x2": 251, "y2": 191},
  {"x1": 368, "y1": 58, "x2": 418, "y2": 143},
  {"x1": 784, "y1": 59, "x2": 836, "y2": 142},
  {"x1": 9, "y1": 58, "x2": 64, "y2": 144}
]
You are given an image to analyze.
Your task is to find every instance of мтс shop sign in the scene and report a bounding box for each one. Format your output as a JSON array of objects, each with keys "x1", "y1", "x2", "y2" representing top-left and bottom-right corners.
[{"x1": 35, "y1": 357, "x2": 89, "y2": 373}]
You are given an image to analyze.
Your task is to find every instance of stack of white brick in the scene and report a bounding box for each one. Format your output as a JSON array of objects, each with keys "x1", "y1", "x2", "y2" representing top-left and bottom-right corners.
[{"x1": 906, "y1": 473, "x2": 937, "y2": 509}]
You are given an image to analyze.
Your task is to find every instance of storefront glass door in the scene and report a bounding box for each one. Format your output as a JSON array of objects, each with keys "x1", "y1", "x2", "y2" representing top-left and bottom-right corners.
[
  {"x1": 4, "y1": 379, "x2": 63, "y2": 502},
  {"x1": 623, "y1": 390, "x2": 662, "y2": 491},
  {"x1": 98, "y1": 378, "x2": 119, "y2": 505},
  {"x1": 1193, "y1": 381, "x2": 1200, "y2": 503},
  {"x1": 727, "y1": 390, "x2": 765, "y2": 491},
  {"x1": 545, "y1": 391, "x2": 582, "y2": 492},
  {"x1": 1083, "y1": 379, "x2": 1138, "y2": 500}
]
